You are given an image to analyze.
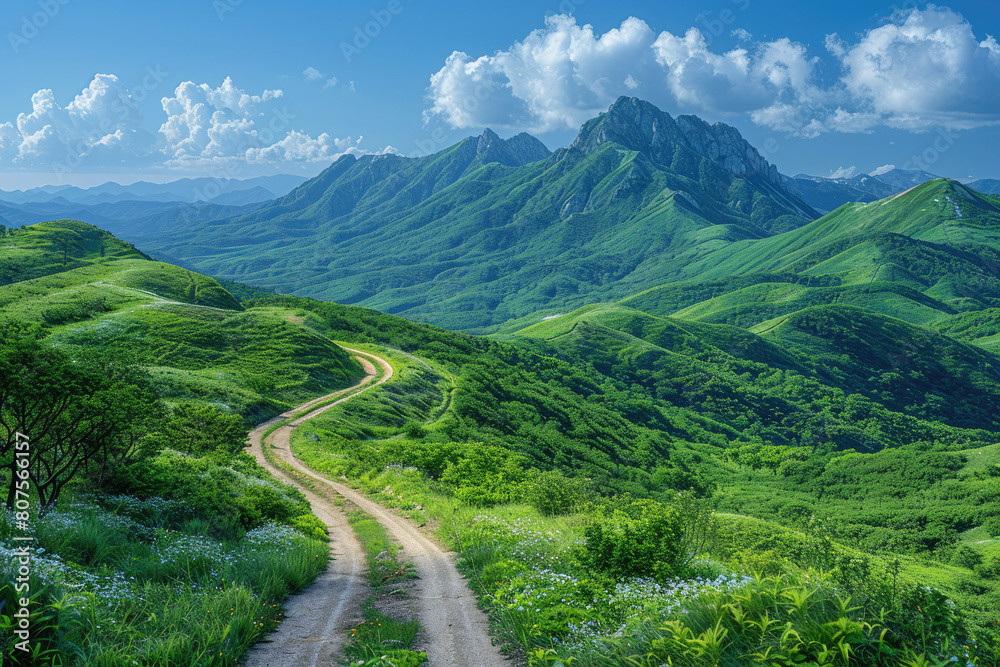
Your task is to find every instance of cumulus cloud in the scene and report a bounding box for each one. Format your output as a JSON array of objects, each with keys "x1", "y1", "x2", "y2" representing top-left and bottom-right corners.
[
  {"x1": 303, "y1": 66, "x2": 339, "y2": 88},
  {"x1": 425, "y1": 16, "x2": 668, "y2": 132},
  {"x1": 829, "y1": 5, "x2": 1000, "y2": 131},
  {"x1": 0, "y1": 74, "x2": 156, "y2": 169},
  {"x1": 426, "y1": 8, "x2": 1000, "y2": 137},
  {"x1": 246, "y1": 132, "x2": 363, "y2": 163},
  {"x1": 425, "y1": 15, "x2": 821, "y2": 133},
  {"x1": 0, "y1": 74, "x2": 371, "y2": 172}
]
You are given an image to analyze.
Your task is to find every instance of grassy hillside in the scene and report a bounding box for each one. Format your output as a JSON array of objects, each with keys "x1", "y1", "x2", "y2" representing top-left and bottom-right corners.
[
  {"x1": 0, "y1": 219, "x2": 362, "y2": 420},
  {"x1": 249, "y1": 293, "x2": 999, "y2": 664},
  {"x1": 0, "y1": 222, "x2": 369, "y2": 664}
]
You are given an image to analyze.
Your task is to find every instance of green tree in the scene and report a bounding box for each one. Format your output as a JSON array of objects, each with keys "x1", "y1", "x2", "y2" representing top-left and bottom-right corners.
[{"x1": 0, "y1": 328, "x2": 162, "y2": 508}]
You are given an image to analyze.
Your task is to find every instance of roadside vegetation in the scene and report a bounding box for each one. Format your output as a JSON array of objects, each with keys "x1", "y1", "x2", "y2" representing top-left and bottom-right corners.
[{"x1": 342, "y1": 506, "x2": 426, "y2": 666}]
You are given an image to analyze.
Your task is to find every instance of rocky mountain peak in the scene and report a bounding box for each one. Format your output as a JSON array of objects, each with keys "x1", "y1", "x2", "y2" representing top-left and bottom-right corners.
[
  {"x1": 475, "y1": 128, "x2": 550, "y2": 167},
  {"x1": 571, "y1": 97, "x2": 783, "y2": 187}
]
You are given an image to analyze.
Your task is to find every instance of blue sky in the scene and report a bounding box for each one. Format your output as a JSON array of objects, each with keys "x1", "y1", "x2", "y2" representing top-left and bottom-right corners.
[{"x1": 1, "y1": 0, "x2": 998, "y2": 187}]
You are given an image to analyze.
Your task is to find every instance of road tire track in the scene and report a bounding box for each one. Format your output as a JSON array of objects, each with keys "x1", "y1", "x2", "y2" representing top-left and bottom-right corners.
[{"x1": 247, "y1": 348, "x2": 507, "y2": 666}]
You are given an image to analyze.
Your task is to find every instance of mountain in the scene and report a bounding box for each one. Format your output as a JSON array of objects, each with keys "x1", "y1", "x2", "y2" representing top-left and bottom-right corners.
[
  {"x1": 784, "y1": 172, "x2": 901, "y2": 212},
  {"x1": 783, "y1": 167, "x2": 950, "y2": 213},
  {"x1": 133, "y1": 97, "x2": 819, "y2": 332},
  {"x1": 509, "y1": 179, "x2": 1000, "y2": 433},
  {"x1": 0, "y1": 174, "x2": 307, "y2": 206},
  {"x1": 569, "y1": 97, "x2": 816, "y2": 224},
  {"x1": 871, "y1": 166, "x2": 942, "y2": 190},
  {"x1": 0, "y1": 199, "x2": 265, "y2": 239},
  {"x1": 968, "y1": 178, "x2": 1000, "y2": 194},
  {"x1": 623, "y1": 179, "x2": 1000, "y2": 328}
]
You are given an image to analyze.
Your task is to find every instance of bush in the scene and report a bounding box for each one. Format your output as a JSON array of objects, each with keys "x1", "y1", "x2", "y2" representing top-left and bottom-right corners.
[
  {"x1": 583, "y1": 500, "x2": 683, "y2": 580},
  {"x1": 522, "y1": 470, "x2": 594, "y2": 516},
  {"x1": 950, "y1": 545, "x2": 983, "y2": 570},
  {"x1": 290, "y1": 513, "x2": 329, "y2": 542},
  {"x1": 439, "y1": 445, "x2": 530, "y2": 507},
  {"x1": 114, "y1": 451, "x2": 309, "y2": 534},
  {"x1": 975, "y1": 555, "x2": 1000, "y2": 580}
]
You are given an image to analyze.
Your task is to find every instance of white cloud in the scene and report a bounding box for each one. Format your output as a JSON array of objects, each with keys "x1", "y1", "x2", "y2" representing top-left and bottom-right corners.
[
  {"x1": 159, "y1": 78, "x2": 363, "y2": 167},
  {"x1": 425, "y1": 16, "x2": 668, "y2": 132},
  {"x1": 0, "y1": 74, "x2": 156, "y2": 169},
  {"x1": 830, "y1": 5, "x2": 1000, "y2": 131},
  {"x1": 246, "y1": 132, "x2": 363, "y2": 163},
  {"x1": 828, "y1": 166, "x2": 856, "y2": 179},
  {"x1": 303, "y1": 66, "x2": 339, "y2": 88},
  {"x1": 426, "y1": 8, "x2": 1000, "y2": 137},
  {"x1": 0, "y1": 75, "x2": 374, "y2": 173},
  {"x1": 425, "y1": 15, "x2": 820, "y2": 133},
  {"x1": 870, "y1": 164, "x2": 895, "y2": 176},
  {"x1": 303, "y1": 67, "x2": 325, "y2": 82}
]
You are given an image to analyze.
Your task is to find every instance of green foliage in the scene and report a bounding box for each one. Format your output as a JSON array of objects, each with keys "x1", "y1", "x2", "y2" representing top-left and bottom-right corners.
[
  {"x1": 0, "y1": 579, "x2": 89, "y2": 665},
  {"x1": 440, "y1": 445, "x2": 531, "y2": 507},
  {"x1": 621, "y1": 571, "x2": 924, "y2": 667},
  {"x1": 0, "y1": 330, "x2": 164, "y2": 508},
  {"x1": 148, "y1": 402, "x2": 248, "y2": 457},
  {"x1": 114, "y1": 450, "x2": 311, "y2": 534},
  {"x1": 522, "y1": 470, "x2": 595, "y2": 516},
  {"x1": 343, "y1": 601, "x2": 426, "y2": 666},
  {"x1": 583, "y1": 500, "x2": 684, "y2": 580}
]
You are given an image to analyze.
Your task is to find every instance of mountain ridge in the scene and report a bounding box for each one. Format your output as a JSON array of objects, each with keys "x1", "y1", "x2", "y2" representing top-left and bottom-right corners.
[{"x1": 127, "y1": 98, "x2": 820, "y2": 331}]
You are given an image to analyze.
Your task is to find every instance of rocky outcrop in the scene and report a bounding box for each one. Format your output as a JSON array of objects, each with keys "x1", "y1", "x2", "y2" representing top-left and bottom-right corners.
[
  {"x1": 476, "y1": 128, "x2": 551, "y2": 167},
  {"x1": 571, "y1": 96, "x2": 782, "y2": 186}
]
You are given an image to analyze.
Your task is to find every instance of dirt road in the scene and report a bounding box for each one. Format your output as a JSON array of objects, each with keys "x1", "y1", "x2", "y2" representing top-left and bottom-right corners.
[{"x1": 247, "y1": 348, "x2": 507, "y2": 666}]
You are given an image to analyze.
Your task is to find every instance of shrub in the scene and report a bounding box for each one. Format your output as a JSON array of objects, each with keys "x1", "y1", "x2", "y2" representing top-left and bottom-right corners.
[
  {"x1": 950, "y1": 545, "x2": 983, "y2": 570},
  {"x1": 522, "y1": 470, "x2": 594, "y2": 516},
  {"x1": 290, "y1": 513, "x2": 329, "y2": 542},
  {"x1": 583, "y1": 500, "x2": 683, "y2": 580}
]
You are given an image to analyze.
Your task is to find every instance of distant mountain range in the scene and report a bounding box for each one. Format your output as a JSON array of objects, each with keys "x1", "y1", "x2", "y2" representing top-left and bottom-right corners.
[
  {"x1": 0, "y1": 174, "x2": 307, "y2": 206},
  {"x1": 133, "y1": 97, "x2": 821, "y2": 331},
  {"x1": 783, "y1": 166, "x2": 1000, "y2": 214},
  {"x1": 5, "y1": 97, "x2": 998, "y2": 336}
]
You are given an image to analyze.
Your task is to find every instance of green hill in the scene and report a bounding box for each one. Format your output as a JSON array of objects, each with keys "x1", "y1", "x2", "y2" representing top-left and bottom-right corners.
[
  {"x1": 752, "y1": 305, "x2": 1000, "y2": 429},
  {"x1": 0, "y1": 220, "x2": 362, "y2": 420},
  {"x1": 3, "y1": 221, "x2": 999, "y2": 662},
  {"x1": 610, "y1": 180, "x2": 1000, "y2": 336}
]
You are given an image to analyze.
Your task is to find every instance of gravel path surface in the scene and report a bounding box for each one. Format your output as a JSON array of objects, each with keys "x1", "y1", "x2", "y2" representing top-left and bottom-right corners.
[{"x1": 245, "y1": 349, "x2": 507, "y2": 666}]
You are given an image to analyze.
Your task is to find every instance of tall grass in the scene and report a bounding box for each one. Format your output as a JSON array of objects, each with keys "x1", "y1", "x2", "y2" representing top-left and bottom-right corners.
[{"x1": 1, "y1": 497, "x2": 329, "y2": 665}]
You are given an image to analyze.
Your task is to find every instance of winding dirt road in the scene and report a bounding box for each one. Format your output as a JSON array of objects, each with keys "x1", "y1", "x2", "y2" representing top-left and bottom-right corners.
[{"x1": 246, "y1": 348, "x2": 507, "y2": 667}]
